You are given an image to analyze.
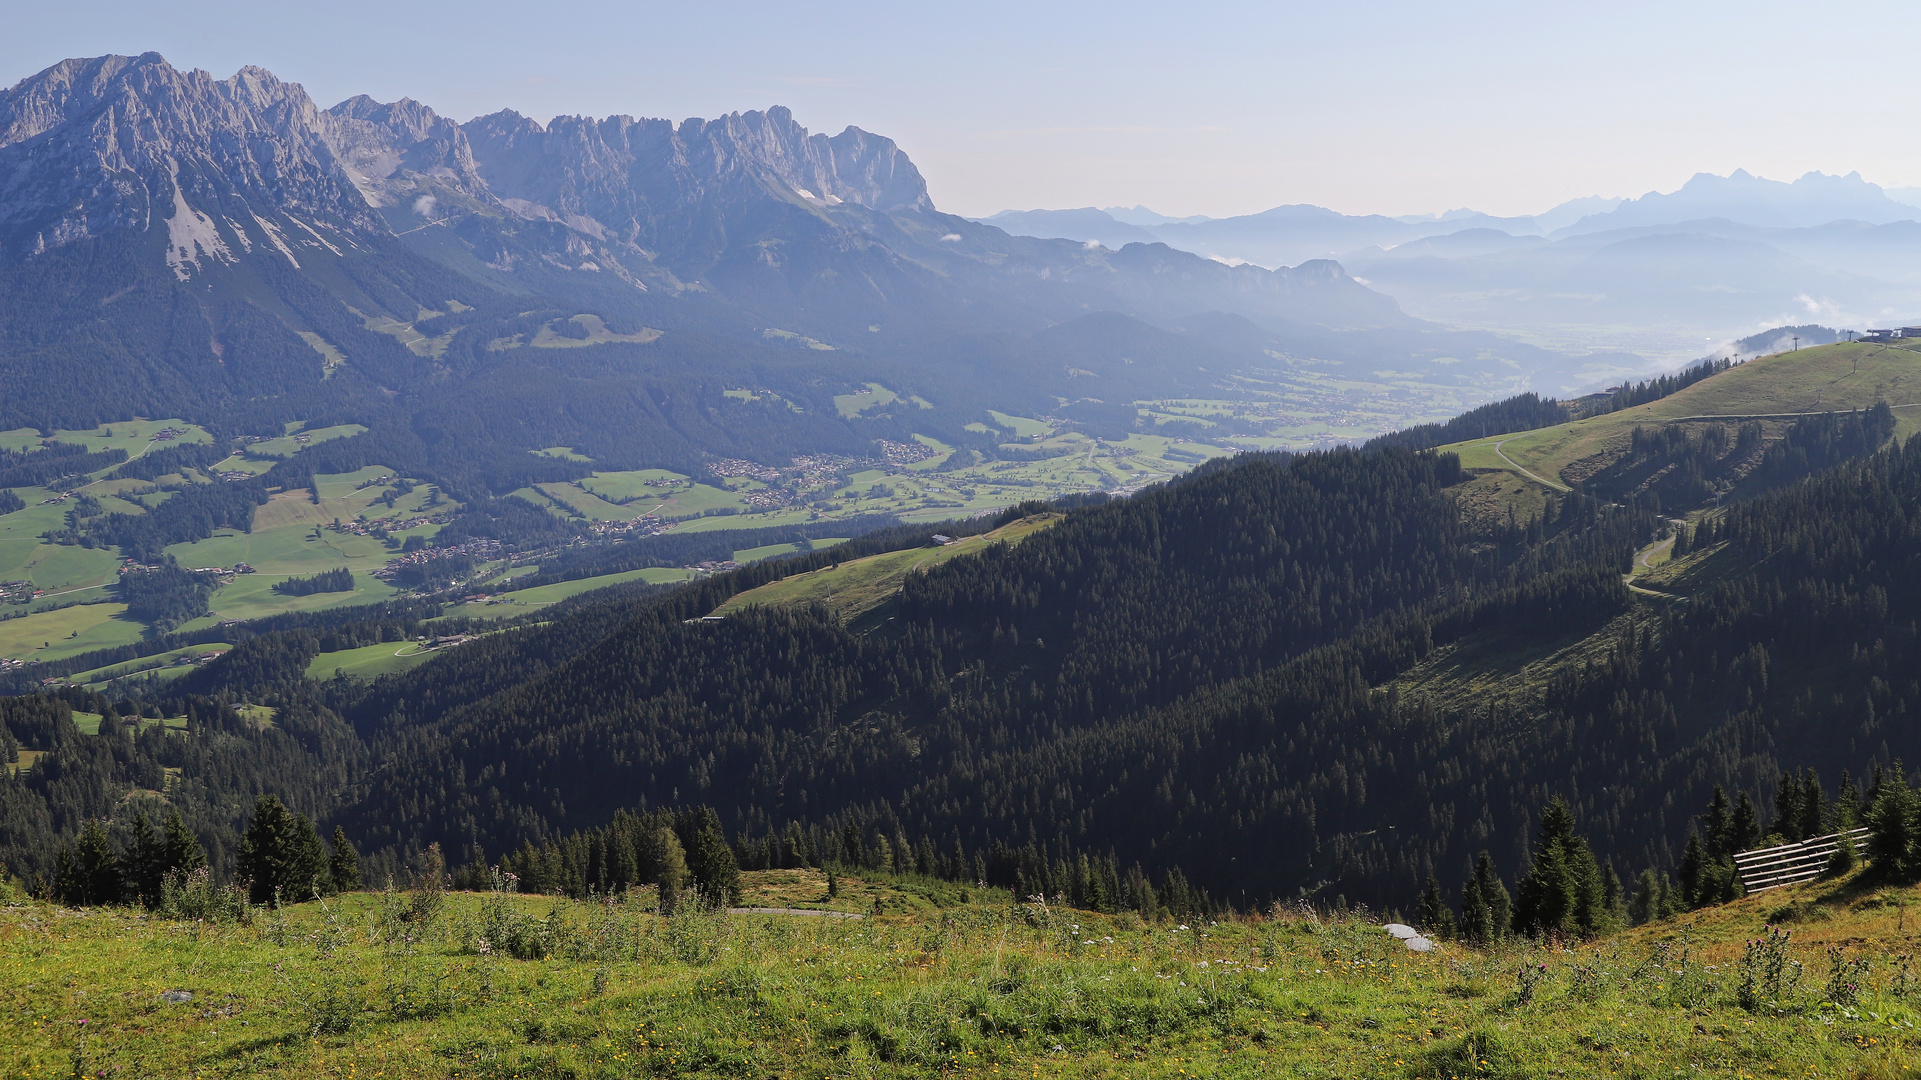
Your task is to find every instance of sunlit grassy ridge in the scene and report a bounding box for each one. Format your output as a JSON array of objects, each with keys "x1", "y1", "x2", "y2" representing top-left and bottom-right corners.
[
  {"x1": 1443, "y1": 341, "x2": 1921, "y2": 489},
  {"x1": 714, "y1": 515, "x2": 1060, "y2": 623},
  {"x1": 4, "y1": 868, "x2": 1919, "y2": 1078}
]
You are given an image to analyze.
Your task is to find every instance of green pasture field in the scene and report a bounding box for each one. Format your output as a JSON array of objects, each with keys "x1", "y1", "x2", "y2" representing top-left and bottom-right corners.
[
  {"x1": 716, "y1": 515, "x2": 1059, "y2": 622},
  {"x1": 732, "y1": 539, "x2": 848, "y2": 565},
  {"x1": 507, "y1": 487, "x2": 561, "y2": 515},
  {"x1": 668, "y1": 509, "x2": 816, "y2": 533},
  {"x1": 499, "y1": 567, "x2": 696, "y2": 604},
  {"x1": 534, "y1": 447, "x2": 594, "y2": 462},
  {"x1": 528, "y1": 313, "x2": 662, "y2": 348},
  {"x1": 242, "y1": 424, "x2": 366, "y2": 460},
  {"x1": 0, "y1": 602, "x2": 143, "y2": 663},
  {"x1": 0, "y1": 439, "x2": 450, "y2": 646},
  {"x1": 309, "y1": 465, "x2": 397, "y2": 500},
  {"x1": 0, "y1": 536, "x2": 119, "y2": 595},
  {"x1": 183, "y1": 573, "x2": 402, "y2": 630},
  {"x1": 296, "y1": 331, "x2": 348, "y2": 374},
  {"x1": 483, "y1": 565, "x2": 541, "y2": 586},
  {"x1": 986, "y1": 410, "x2": 1052, "y2": 437},
  {"x1": 54, "y1": 418, "x2": 213, "y2": 456},
  {"x1": 1442, "y1": 341, "x2": 1921, "y2": 489},
  {"x1": 67, "y1": 643, "x2": 234, "y2": 688},
  {"x1": 433, "y1": 567, "x2": 696, "y2": 622},
  {"x1": 165, "y1": 523, "x2": 393, "y2": 576},
  {"x1": 209, "y1": 453, "x2": 275, "y2": 475},
  {"x1": 579, "y1": 470, "x2": 690, "y2": 503},
  {"x1": 834, "y1": 382, "x2": 900, "y2": 418},
  {"x1": 65, "y1": 711, "x2": 189, "y2": 735},
  {"x1": 654, "y1": 483, "x2": 749, "y2": 520},
  {"x1": 306, "y1": 639, "x2": 445, "y2": 680},
  {"x1": 86, "y1": 493, "x2": 148, "y2": 517},
  {"x1": 0, "y1": 494, "x2": 80, "y2": 541},
  {"x1": 535, "y1": 483, "x2": 647, "y2": 522},
  {"x1": 4, "y1": 868, "x2": 1918, "y2": 1079},
  {"x1": 232, "y1": 703, "x2": 278, "y2": 729},
  {"x1": 89, "y1": 477, "x2": 181, "y2": 498}
]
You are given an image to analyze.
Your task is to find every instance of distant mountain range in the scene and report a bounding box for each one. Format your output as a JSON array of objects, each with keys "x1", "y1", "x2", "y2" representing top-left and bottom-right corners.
[
  {"x1": 978, "y1": 172, "x2": 1921, "y2": 359},
  {"x1": 0, "y1": 51, "x2": 1648, "y2": 469},
  {"x1": 975, "y1": 195, "x2": 1633, "y2": 267}
]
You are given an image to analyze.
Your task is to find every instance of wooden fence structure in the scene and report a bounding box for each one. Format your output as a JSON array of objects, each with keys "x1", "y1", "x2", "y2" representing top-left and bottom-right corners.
[{"x1": 1733, "y1": 827, "x2": 1870, "y2": 893}]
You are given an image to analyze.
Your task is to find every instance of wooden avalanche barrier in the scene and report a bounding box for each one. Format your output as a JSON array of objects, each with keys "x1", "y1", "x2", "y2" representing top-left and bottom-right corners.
[{"x1": 1733, "y1": 827, "x2": 1870, "y2": 893}]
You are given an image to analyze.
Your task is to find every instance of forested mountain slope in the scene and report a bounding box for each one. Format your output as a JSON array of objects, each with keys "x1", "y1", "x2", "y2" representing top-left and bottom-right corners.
[
  {"x1": 322, "y1": 448, "x2": 1649, "y2": 894},
  {"x1": 6, "y1": 319, "x2": 1918, "y2": 913},
  {"x1": 323, "y1": 424, "x2": 1920, "y2": 907}
]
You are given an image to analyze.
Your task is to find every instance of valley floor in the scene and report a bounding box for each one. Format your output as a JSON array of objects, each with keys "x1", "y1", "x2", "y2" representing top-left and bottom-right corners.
[{"x1": 3, "y1": 868, "x2": 1918, "y2": 1078}]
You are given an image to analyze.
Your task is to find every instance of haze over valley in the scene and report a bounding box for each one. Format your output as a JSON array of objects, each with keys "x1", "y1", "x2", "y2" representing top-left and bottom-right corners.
[{"x1": 981, "y1": 169, "x2": 1921, "y2": 362}]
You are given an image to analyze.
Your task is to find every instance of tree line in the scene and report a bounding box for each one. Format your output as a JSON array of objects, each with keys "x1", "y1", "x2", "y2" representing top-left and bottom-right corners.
[{"x1": 1415, "y1": 761, "x2": 1921, "y2": 943}]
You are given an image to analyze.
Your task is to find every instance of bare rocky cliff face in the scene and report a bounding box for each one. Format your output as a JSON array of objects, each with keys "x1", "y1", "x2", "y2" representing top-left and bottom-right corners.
[
  {"x1": 0, "y1": 54, "x2": 930, "y2": 283},
  {"x1": 0, "y1": 49, "x2": 1412, "y2": 380},
  {"x1": 456, "y1": 105, "x2": 931, "y2": 280},
  {"x1": 321, "y1": 94, "x2": 495, "y2": 213},
  {"x1": 0, "y1": 53, "x2": 381, "y2": 272}
]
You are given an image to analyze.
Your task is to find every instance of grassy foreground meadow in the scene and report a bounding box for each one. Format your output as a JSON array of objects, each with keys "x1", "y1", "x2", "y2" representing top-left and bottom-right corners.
[{"x1": 3, "y1": 869, "x2": 1919, "y2": 1079}]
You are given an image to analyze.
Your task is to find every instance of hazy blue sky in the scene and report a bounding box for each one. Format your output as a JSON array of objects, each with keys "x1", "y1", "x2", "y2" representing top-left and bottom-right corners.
[{"x1": 7, "y1": 0, "x2": 1921, "y2": 219}]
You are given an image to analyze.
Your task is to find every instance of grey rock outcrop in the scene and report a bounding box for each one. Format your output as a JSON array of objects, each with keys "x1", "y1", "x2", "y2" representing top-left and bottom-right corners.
[
  {"x1": 0, "y1": 53, "x2": 382, "y2": 269},
  {"x1": 319, "y1": 94, "x2": 494, "y2": 211}
]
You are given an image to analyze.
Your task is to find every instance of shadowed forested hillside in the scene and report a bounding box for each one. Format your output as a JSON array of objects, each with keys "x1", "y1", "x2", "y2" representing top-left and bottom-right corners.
[{"x1": 6, "y1": 410, "x2": 1919, "y2": 914}]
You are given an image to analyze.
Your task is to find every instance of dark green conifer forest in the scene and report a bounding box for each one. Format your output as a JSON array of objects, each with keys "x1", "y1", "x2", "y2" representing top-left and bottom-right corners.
[{"x1": 4, "y1": 409, "x2": 1920, "y2": 924}]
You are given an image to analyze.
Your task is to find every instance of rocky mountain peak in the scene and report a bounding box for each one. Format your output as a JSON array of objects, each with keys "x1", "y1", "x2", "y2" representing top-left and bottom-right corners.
[
  {"x1": 0, "y1": 52, "x2": 380, "y2": 265},
  {"x1": 320, "y1": 94, "x2": 491, "y2": 210}
]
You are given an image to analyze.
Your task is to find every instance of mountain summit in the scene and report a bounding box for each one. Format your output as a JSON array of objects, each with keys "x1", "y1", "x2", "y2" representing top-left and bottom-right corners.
[
  {"x1": 0, "y1": 52, "x2": 1425, "y2": 457},
  {"x1": 0, "y1": 52, "x2": 381, "y2": 267},
  {"x1": 1555, "y1": 169, "x2": 1921, "y2": 234}
]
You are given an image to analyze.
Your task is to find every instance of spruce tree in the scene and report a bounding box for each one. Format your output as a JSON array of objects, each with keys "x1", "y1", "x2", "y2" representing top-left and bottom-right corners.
[
  {"x1": 1481, "y1": 854, "x2": 1512, "y2": 935},
  {"x1": 1773, "y1": 770, "x2": 1804, "y2": 841},
  {"x1": 123, "y1": 812, "x2": 166, "y2": 906},
  {"x1": 1599, "y1": 860, "x2": 1628, "y2": 931},
  {"x1": 1864, "y1": 762, "x2": 1918, "y2": 883},
  {"x1": 1677, "y1": 831, "x2": 1708, "y2": 908},
  {"x1": 641, "y1": 826, "x2": 688, "y2": 895},
  {"x1": 1825, "y1": 830, "x2": 1858, "y2": 878},
  {"x1": 1655, "y1": 872, "x2": 1680, "y2": 918},
  {"x1": 236, "y1": 795, "x2": 328, "y2": 905},
  {"x1": 328, "y1": 827, "x2": 361, "y2": 892},
  {"x1": 1731, "y1": 792, "x2": 1763, "y2": 853},
  {"x1": 1702, "y1": 787, "x2": 1733, "y2": 857},
  {"x1": 1513, "y1": 797, "x2": 1603, "y2": 937},
  {"x1": 54, "y1": 820, "x2": 121, "y2": 906},
  {"x1": 1833, "y1": 770, "x2": 1862, "y2": 831},
  {"x1": 1628, "y1": 868, "x2": 1661, "y2": 925},
  {"x1": 1458, "y1": 851, "x2": 1510, "y2": 944},
  {"x1": 1416, "y1": 873, "x2": 1454, "y2": 939},
  {"x1": 1797, "y1": 769, "x2": 1827, "y2": 841},
  {"x1": 676, "y1": 807, "x2": 740, "y2": 907},
  {"x1": 160, "y1": 810, "x2": 206, "y2": 878}
]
